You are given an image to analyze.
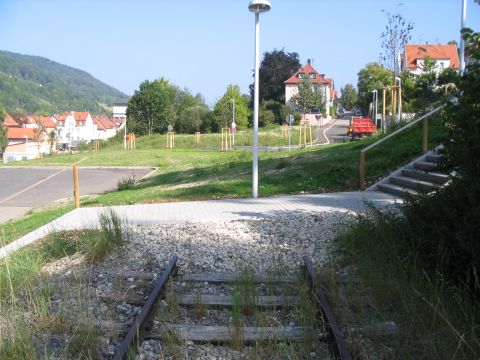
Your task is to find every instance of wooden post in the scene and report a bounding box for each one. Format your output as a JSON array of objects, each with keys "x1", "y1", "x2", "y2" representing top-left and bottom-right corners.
[
  {"x1": 423, "y1": 117, "x2": 428, "y2": 153},
  {"x1": 221, "y1": 128, "x2": 230, "y2": 151},
  {"x1": 167, "y1": 132, "x2": 175, "y2": 149},
  {"x1": 382, "y1": 87, "x2": 386, "y2": 135},
  {"x1": 359, "y1": 152, "x2": 366, "y2": 191},
  {"x1": 73, "y1": 164, "x2": 80, "y2": 208},
  {"x1": 309, "y1": 124, "x2": 313, "y2": 147},
  {"x1": 392, "y1": 88, "x2": 397, "y2": 121},
  {"x1": 195, "y1": 131, "x2": 200, "y2": 145}
]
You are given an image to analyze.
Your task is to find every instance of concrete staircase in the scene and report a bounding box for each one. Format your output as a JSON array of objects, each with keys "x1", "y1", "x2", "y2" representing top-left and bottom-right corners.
[{"x1": 369, "y1": 145, "x2": 451, "y2": 198}]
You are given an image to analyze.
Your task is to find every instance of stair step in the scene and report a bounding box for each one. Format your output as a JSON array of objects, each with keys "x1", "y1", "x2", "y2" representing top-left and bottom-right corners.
[
  {"x1": 148, "y1": 324, "x2": 325, "y2": 343},
  {"x1": 378, "y1": 183, "x2": 418, "y2": 198},
  {"x1": 390, "y1": 175, "x2": 436, "y2": 192},
  {"x1": 426, "y1": 154, "x2": 443, "y2": 163},
  {"x1": 176, "y1": 294, "x2": 298, "y2": 308},
  {"x1": 414, "y1": 161, "x2": 437, "y2": 172},
  {"x1": 435, "y1": 145, "x2": 445, "y2": 154},
  {"x1": 401, "y1": 168, "x2": 449, "y2": 185},
  {"x1": 180, "y1": 273, "x2": 296, "y2": 284}
]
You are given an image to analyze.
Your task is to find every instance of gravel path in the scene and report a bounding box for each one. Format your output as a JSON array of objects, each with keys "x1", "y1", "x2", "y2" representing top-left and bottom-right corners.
[{"x1": 33, "y1": 211, "x2": 353, "y2": 359}]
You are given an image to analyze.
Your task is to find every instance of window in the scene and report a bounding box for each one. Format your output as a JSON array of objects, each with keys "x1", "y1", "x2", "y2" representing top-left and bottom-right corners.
[
  {"x1": 309, "y1": 73, "x2": 316, "y2": 79},
  {"x1": 298, "y1": 73, "x2": 305, "y2": 79}
]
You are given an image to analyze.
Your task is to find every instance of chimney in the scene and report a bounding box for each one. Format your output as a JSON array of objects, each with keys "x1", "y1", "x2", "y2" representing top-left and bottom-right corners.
[{"x1": 307, "y1": 59, "x2": 311, "y2": 65}]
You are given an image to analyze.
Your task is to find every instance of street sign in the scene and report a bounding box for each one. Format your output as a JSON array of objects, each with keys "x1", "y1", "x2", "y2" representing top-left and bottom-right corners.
[
  {"x1": 167, "y1": 125, "x2": 173, "y2": 132},
  {"x1": 231, "y1": 127, "x2": 237, "y2": 133},
  {"x1": 286, "y1": 114, "x2": 294, "y2": 125},
  {"x1": 231, "y1": 122, "x2": 236, "y2": 128}
]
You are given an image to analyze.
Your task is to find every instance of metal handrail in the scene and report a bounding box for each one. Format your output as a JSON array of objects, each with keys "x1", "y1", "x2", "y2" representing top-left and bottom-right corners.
[{"x1": 359, "y1": 104, "x2": 445, "y2": 190}]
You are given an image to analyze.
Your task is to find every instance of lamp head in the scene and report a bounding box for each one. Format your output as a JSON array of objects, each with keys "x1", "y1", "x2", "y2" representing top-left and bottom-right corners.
[{"x1": 248, "y1": 0, "x2": 271, "y2": 13}]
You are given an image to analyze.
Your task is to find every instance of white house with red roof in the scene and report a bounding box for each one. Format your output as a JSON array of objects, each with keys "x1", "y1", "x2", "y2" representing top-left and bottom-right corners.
[
  {"x1": 22, "y1": 115, "x2": 57, "y2": 130},
  {"x1": 284, "y1": 60, "x2": 336, "y2": 125},
  {"x1": 93, "y1": 115, "x2": 118, "y2": 140},
  {"x1": 402, "y1": 44, "x2": 460, "y2": 75},
  {"x1": 54, "y1": 111, "x2": 96, "y2": 147}
]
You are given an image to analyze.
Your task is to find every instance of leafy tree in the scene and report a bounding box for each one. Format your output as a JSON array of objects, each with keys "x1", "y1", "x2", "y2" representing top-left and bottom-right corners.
[
  {"x1": 262, "y1": 99, "x2": 291, "y2": 125},
  {"x1": 213, "y1": 85, "x2": 249, "y2": 132},
  {"x1": 339, "y1": 84, "x2": 358, "y2": 111},
  {"x1": 250, "y1": 49, "x2": 301, "y2": 104},
  {"x1": 379, "y1": 11, "x2": 413, "y2": 79},
  {"x1": 259, "y1": 108, "x2": 275, "y2": 127},
  {"x1": 293, "y1": 76, "x2": 325, "y2": 121},
  {"x1": 175, "y1": 104, "x2": 210, "y2": 133},
  {"x1": 357, "y1": 62, "x2": 393, "y2": 114}
]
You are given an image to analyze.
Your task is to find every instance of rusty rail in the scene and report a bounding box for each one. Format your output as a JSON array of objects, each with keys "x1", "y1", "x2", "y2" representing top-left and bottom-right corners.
[
  {"x1": 113, "y1": 255, "x2": 178, "y2": 360},
  {"x1": 303, "y1": 256, "x2": 351, "y2": 360}
]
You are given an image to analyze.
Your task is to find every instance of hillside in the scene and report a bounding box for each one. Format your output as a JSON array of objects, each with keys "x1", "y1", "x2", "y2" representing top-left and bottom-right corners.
[{"x1": 0, "y1": 50, "x2": 128, "y2": 115}]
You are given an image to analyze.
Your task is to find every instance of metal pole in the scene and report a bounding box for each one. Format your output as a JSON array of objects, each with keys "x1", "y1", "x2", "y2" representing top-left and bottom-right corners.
[
  {"x1": 375, "y1": 90, "x2": 378, "y2": 128},
  {"x1": 382, "y1": 88, "x2": 386, "y2": 134},
  {"x1": 73, "y1": 164, "x2": 80, "y2": 208},
  {"x1": 423, "y1": 117, "x2": 428, "y2": 153},
  {"x1": 459, "y1": 0, "x2": 467, "y2": 72},
  {"x1": 124, "y1": 118, "x2": 127, "y2": 149},
  {"x1": 231, "y1": 99, "x2": 235, "y2": 146},
  {"x1": 252, "y1": 11, "x2": 260, "y2": 198},
  {"x1": 360, "y1": 151, "x2": 366, "y2": 191}
]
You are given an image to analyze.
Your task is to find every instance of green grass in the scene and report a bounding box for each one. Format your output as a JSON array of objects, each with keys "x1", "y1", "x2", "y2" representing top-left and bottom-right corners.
[
  {"x1": 336, "y1": 207, "x2": 480, "y2": 359},
  {"x1": 0, "y1": 118, "x2": 445, "y2": 246}
]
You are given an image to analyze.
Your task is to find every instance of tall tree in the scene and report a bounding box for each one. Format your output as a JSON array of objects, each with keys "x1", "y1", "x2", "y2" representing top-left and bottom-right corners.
[
  {"x1": 339, "y1": 84, "x2": 358, "y2": 111},
  {"x1": 357, "y1": 62, "x2": 393, "y2": 114},
  {"x1": 213, "y1": 85, "x2": 249, "y2": 132},
  {"x1": 250, "y1": 49, "x2": 301, "y2": 104},
  {"x1": 380, "y1": 11, "x2": 413, "y2": 79}
]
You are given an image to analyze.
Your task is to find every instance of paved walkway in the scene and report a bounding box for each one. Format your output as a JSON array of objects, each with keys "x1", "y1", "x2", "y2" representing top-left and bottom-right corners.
[{"x1": 0, "y1": 191, "x2": 401, "y2": 259}]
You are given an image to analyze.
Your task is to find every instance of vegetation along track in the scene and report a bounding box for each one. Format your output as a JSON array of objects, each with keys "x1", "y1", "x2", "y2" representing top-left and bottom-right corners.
[{"x1": 112, "y1": 255, "x2": 351, "y2": 359}]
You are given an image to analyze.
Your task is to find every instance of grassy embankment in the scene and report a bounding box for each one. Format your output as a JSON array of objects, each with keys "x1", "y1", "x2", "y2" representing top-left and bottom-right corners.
[{"x1": 0, "y1": 118, "x2": 444, "y2": 246}]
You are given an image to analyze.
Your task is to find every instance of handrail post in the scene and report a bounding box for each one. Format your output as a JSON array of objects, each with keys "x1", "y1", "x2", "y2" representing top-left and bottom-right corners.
[
  {"x1": 423, "y1": 116, "x2": 428, "y2": 153},
  {"x1": 73, "y1": 164, "x2": 80, "y2": 208},
  {"x1": 360, "y1": 151, "x2": 366, "y2": 191}
]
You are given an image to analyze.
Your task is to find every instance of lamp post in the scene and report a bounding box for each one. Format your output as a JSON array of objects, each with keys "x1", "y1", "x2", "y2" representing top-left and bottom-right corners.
[
  {"x1": 371, "y1": 90, "x2": 378, "y2": 128},
  {"x1": 459, "y1": 0, "x2": 467, "y2": 72},
  {"x1": 231, "y1": 99, "x2": 236, "y2": 146},
  {"x1": 395, "y1": 76, "x2": 402, "y2": 122},
  {"x1": 123, "y1": 117, "x2": 127, "y2": 150},
  {"x1": 248, "y1": 0, "x2": 271, "y2": 199}
]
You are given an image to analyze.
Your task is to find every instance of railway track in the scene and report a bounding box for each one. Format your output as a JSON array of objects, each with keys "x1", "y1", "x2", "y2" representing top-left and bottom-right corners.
[{"x1": 112, "y1": 255, "x2": 351, "y2": 359}]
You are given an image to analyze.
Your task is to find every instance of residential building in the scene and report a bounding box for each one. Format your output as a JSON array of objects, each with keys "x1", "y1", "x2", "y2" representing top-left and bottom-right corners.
[
  {"x1": 22, "y1": 115, "x2": 57, "y2": 130},
  {"x1": 284, "y1": 60, "x2": 336, "y2": 125},
  {"x1": 4, "y1": 113, "x2": 20, "y2": 128},
  {"x1": 93, "y1": 115, "x2": 117, "y2": 140},
  {"x1": 54, "y1": 111, "x2": 95, "y2": 148},
  {"x1": 402, "y1": 44, "x2": 460, "y2": 75},
  {"x1": 3, "y1": 127, "x2": 51, "y2": 163}
]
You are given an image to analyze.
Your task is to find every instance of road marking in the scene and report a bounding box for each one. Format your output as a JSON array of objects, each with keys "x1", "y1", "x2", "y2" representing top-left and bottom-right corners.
[
  {"x1": 0, "y1": 168, "x2": 67, "y2": 205},
  {"x1": 318, "y1": 120, "x2": 337, "y2": 145}
]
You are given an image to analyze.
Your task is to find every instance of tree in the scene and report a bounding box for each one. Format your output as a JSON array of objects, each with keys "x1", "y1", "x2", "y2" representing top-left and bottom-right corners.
[
  {"x1": 175, "y1": 104, "x2": 210, "y2": 133},
  {"x1": 250, "y1": 49, "x2": 301, "y2": 104},
  {"x1": 357, "y1": 62, "x2": 393, "y2": 114},
  {"x1": 339, "y1": 84, "x2": 358, "y2": 111},
  {"x1": 380, "y1": 11, "x2": 413, "y2": 79},
  {"x1": 213, "y1": 85, "x2": 249, "y2": 132},
  {"x1": 293, "y1": 76, "x2": 325, "y2": 121},
  {"x1": 126, "y1": 78, "x2": 174, "y2": 135}
]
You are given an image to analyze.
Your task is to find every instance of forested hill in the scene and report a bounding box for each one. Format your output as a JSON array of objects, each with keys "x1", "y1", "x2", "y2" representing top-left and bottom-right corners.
[{"x1": 0, "y1": 50, "x2": 128, "y2": 115}]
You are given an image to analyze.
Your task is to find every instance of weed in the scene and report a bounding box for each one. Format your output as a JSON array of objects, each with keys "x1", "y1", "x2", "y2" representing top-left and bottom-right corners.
[
  {"x1": 80, "y1": 209, "x2": 126, "y2": 263},
  {"x1": 236, "y1": 266, "x2": 257, "y2": 316},
  {"x1": 117, "y1": 175, "x2": 136, "y2": 191},
  {"x1": 193, "y1": 292, "x2": 207, "y2": 320},
  {"x1": 192, "y1": 166, "x2": 206, "y2": 178},
  {"x1": 230, "y1": 289, "x2": 245, "y2": 351}
]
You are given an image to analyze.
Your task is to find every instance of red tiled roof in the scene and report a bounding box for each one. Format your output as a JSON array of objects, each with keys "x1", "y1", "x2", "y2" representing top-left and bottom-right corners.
[
  {"x1": 93, "y1": 115, "x2": 116, "y2": 130},
  {"x1": 405, "y1": 44, "x2": 460, "y2": 69},
  {"x1": 74, "y1": 111, "x2": 90, "y2": 125},
  {"x1": 7, "y1": 127, "x2": 37, "y2": 140},
  {"x1": 4, "y1": 113, "x2": 20, "y2": 127},
  {"x1": 284, "y1": 63, "x2": 332, "y2": 85},
  {"x1": 23, "y1": 115, "x2": 56, "y2": 128}
]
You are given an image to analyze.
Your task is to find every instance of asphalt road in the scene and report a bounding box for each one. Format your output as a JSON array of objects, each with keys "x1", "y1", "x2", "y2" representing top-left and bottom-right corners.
[
  {"x1": 0, "y1": 167, "x2": 154, "y2": 223},
  {"x1": 317, "y1": 118, "x2": 351, "y2": 144}
]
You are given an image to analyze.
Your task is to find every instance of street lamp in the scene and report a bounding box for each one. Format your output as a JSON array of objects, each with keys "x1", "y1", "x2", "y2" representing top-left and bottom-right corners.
[
  {"x1": 123, "y1": 117, "x2": 127, "y2": 150},
  {"x1": 395, "y1": 76, "x2": 402, "y2": 122},
  {"x1": 459, "y1": 0, "x2": 467, "y2": 72},
  {"x1": 371, "y1": 90, "x2": 378, "y2": 128},
  {"x1": 231, "y1": 99, "x2": 236, "y2": 146},
  {"x1": 249, "y1": 0, "x2": 271, "y2": 199}
]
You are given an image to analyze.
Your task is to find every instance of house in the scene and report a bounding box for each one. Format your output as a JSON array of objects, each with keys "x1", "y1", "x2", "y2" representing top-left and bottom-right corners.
[
  {"x1": 284, "y1": 60, "x2": 336, "y2": 125},
  {"x1": 402, "y1": 44, "x2": 460, "y2": 75},
  {"x1": 93, "y1": 115, "x2": 117, "y2": 140},
  {"x1": 54, "y1": 111, "x2": 95, "y2": 148},
  {"x1": 4, "y1": 113, "x2": 20, "y2": 128},
  {"x1": 22, "y1": 115, "x2": 57, "y2": 130},
  {"x1": 3, "y1": 127, "x2": 51, "y2": 163}
]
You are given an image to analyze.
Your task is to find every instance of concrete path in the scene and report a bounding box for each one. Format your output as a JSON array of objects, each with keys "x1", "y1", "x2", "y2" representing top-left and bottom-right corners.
[{"x1": 0, "y1": 191, "x2": 401, "y2": 259}]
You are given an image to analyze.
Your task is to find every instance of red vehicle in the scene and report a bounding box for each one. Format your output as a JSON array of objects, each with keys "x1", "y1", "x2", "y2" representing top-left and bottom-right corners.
[{"x1": 347, "y1": 117, "x2": 377, "y2": 139}]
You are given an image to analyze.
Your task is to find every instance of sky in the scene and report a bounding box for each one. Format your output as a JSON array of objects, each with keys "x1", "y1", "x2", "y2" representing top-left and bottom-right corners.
[{"x1": 1, "y1": 0, "x2": 479, "y2": 107}]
